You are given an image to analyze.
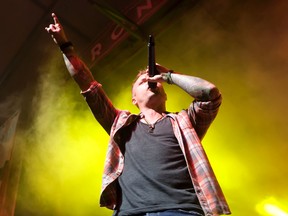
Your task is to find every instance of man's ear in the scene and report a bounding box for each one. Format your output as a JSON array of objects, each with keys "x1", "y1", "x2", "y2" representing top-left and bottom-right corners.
[{"x1": 132, "y1": 97, "x2": 137, "y2": 105}]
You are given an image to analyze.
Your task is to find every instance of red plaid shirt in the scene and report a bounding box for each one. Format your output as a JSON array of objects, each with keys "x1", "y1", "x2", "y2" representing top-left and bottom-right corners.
[{"x1": 82, "y1": 82, "x2": 231, "y2": 216}]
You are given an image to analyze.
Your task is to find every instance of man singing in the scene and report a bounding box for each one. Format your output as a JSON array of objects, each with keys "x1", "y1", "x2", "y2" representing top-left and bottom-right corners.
[{"x1": 45, "y1": 13, "x2": 231, "y2": 216}]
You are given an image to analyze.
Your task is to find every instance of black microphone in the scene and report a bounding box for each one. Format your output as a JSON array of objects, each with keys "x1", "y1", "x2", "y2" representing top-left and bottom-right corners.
[{"x1": 148, "y1": 35, "x2": 158, "y2": 89}]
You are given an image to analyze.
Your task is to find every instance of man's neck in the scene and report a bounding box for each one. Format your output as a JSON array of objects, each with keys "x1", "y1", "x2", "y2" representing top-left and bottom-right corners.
[{"x1": 140, "y1": 108, "x2": 166, "y2": 123}]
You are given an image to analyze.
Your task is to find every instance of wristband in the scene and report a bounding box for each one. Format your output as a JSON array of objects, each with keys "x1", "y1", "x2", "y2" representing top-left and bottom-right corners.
[
  {"x1": 59, "y1": 41, "x2": 73, "y2": 52},
  {"x1": 166, "y1": 70, "x2": 174, "y2": 84}
]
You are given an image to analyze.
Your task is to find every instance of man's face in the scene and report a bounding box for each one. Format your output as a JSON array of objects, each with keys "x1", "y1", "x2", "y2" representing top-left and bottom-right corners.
[{"x1": 132, "y1": 73, "x2": 166, "y2": 108}]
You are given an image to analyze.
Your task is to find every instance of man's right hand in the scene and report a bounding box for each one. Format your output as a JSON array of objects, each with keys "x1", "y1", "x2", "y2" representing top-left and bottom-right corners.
[{"x1": 45, "y1": 13, "x2": 69, "y2": 46}]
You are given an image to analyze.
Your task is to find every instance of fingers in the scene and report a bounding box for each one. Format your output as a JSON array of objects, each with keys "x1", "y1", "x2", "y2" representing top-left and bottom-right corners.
[
  {"x1": 45, "y1": 24, "x2": 56, "y2": 33},
  {"x1": 44, "y1": 13, "x2": 58, "y2": 33},
  {"x1": 147, "y1": 74, "x2": 163, "y2": 82},
  {"x1": 52, "y1": 13, "x2": 59, "y2": 25},
  {"x1": 45, "y1": 25, "x2": 52, "y2": 33}
]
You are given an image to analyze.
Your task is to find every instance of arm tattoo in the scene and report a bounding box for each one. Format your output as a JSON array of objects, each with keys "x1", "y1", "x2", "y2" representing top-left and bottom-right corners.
[{"x1": 170, "y1": 73, "x2": 220, "y2": 101}]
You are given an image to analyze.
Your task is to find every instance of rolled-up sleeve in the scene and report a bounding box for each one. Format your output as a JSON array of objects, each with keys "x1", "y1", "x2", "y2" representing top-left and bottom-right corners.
[
  {"x1": 81, "y1": 82, "x2": 119, "y2": 134},
  {"x1": 188, "y1": 94, "x2": 222, "y2": 140}
]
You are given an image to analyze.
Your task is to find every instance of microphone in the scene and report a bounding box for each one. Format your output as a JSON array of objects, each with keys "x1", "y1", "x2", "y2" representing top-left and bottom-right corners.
[{"x1": 148, "y1": 35, "x2": 158, "y2": 89}]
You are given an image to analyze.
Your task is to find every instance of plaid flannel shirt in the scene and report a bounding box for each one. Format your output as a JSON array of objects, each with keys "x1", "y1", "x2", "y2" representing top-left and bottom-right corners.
[{"x1": 82, "y1": 82, "x2": 231, "y2": 216}]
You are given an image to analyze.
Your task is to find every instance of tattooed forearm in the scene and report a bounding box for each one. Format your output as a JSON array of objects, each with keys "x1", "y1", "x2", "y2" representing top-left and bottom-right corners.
[{"x1": 169, "y1": 73, "x2": 220, "y2": 101}]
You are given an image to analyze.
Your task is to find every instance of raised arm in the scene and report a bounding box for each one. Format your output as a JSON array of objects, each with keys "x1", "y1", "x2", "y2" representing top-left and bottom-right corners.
[
  {"x1": 45, "y1": 13, "x2": 95, "y2": 91},
  {"x1": 45, "y1": 13, "x2": 118, "y2": 134}
]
